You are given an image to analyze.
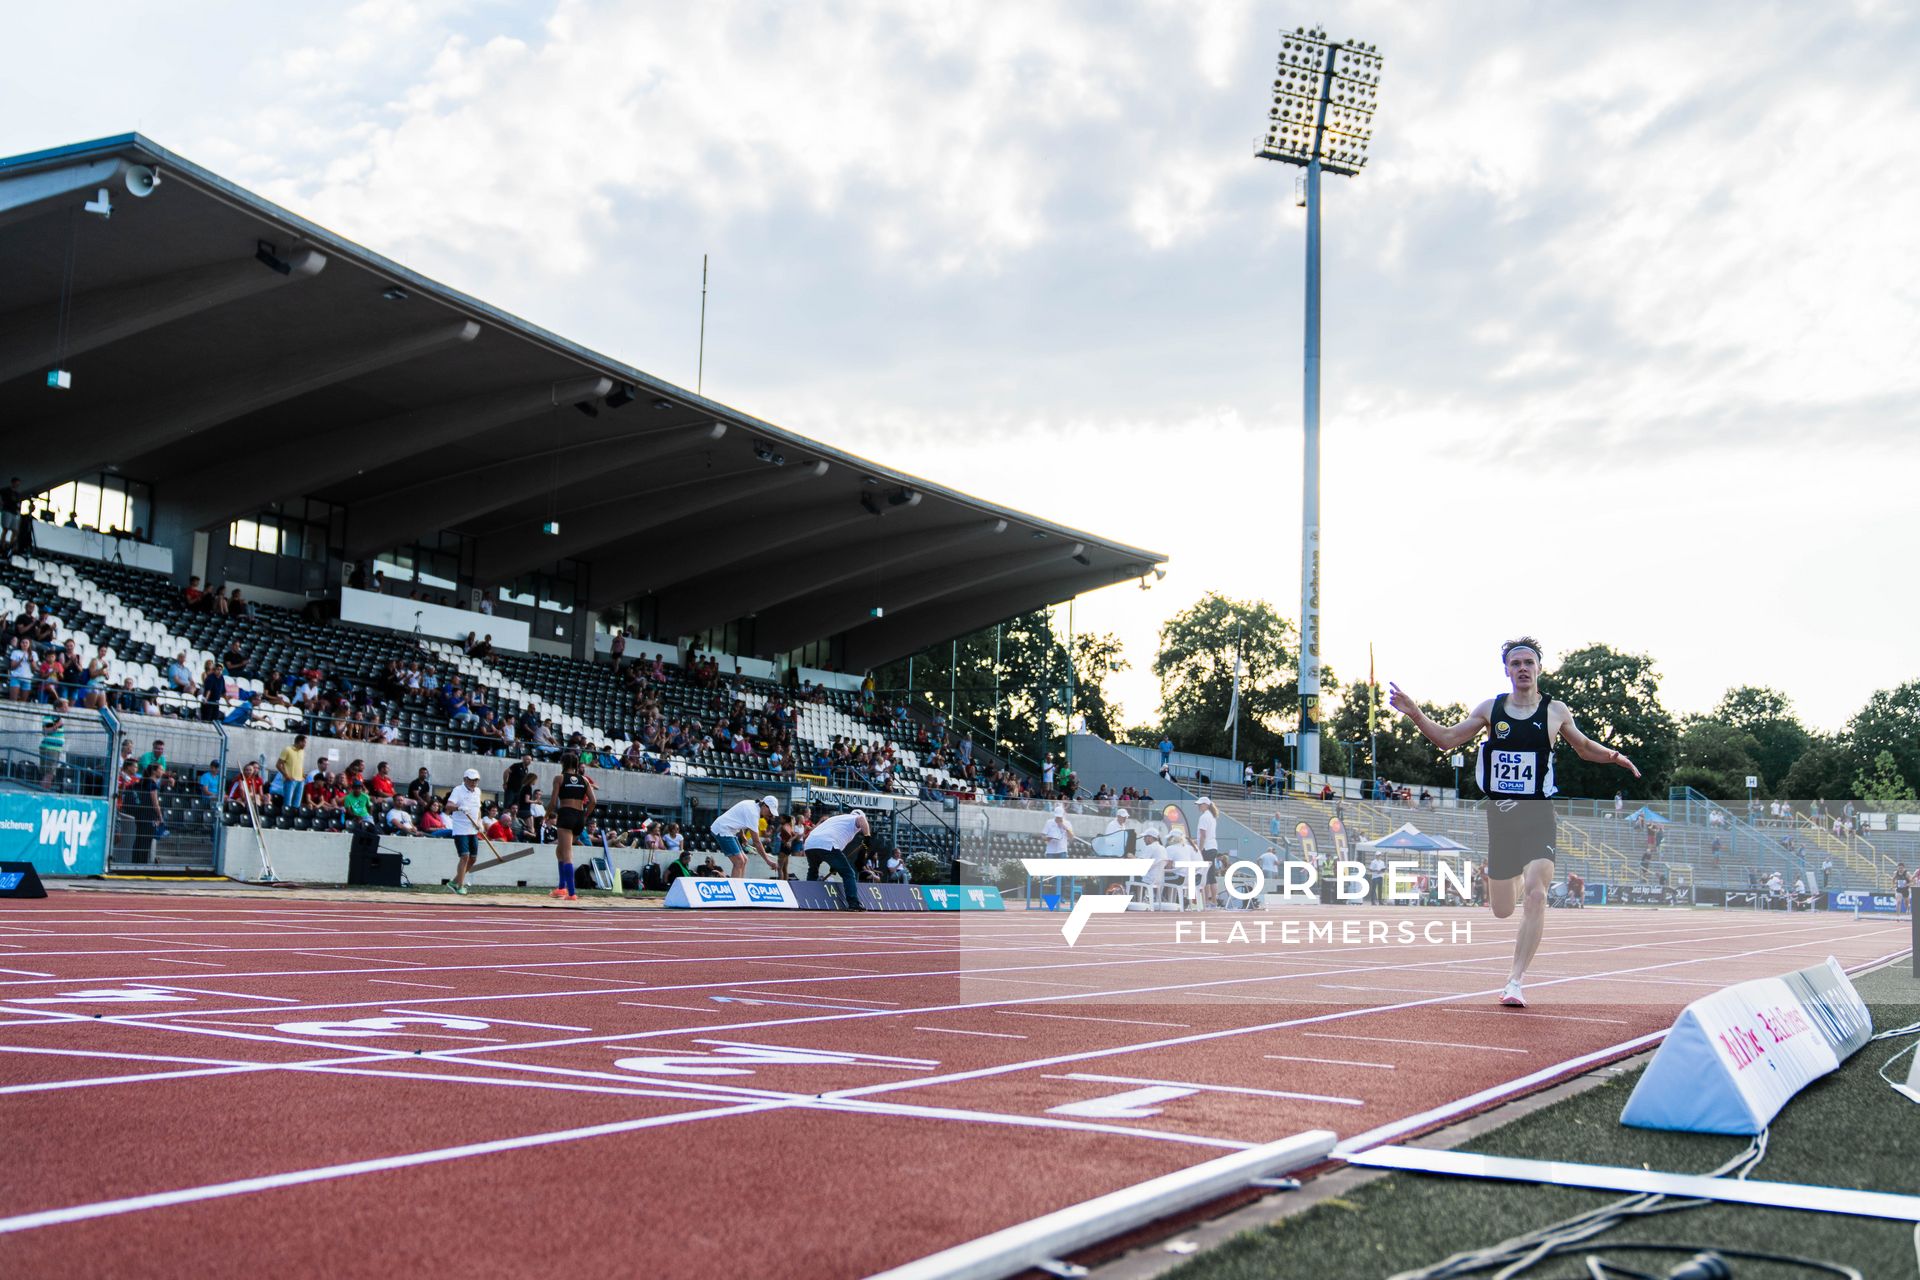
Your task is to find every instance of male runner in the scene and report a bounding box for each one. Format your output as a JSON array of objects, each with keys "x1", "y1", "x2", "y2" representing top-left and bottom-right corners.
[
  {"x1": 802, "y1": 805, "x2": 870, "y2": 911},
  {"x1": 1389, "y1": 637, "x2": 1639, "y2": 1007}
]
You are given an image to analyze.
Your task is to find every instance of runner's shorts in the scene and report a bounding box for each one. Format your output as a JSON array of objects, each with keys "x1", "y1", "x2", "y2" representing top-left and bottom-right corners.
[
  {"x1": 557, "y1": 808, "x2": 586, "y2": 834},
  {"x1": 1485, "y1": 797, "x2": 1556, "y2": 879}
]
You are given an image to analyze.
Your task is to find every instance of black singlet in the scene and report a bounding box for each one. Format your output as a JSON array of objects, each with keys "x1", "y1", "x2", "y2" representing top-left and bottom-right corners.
[
  {"x1": 558, "y1": 771, "x2": 590, "y2": 803},
  {"x1": 1476, "y1": 694, "x2": 1556, "y2": 799}
]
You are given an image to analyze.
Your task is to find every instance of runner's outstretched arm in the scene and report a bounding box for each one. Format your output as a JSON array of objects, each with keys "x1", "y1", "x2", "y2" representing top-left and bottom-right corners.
[
  {"x1": 1554, "y1": 706, "x2": 1642, "y2": 778},
  {"x1": 1389, "y1": 684, "x2": 1491, "y2": 751}
]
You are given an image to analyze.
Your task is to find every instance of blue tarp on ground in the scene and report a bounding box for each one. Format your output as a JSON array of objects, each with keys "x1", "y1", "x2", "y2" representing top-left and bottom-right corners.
[{"x1": 1625, "y1": 806, "x2": 1671, "y2": 824}]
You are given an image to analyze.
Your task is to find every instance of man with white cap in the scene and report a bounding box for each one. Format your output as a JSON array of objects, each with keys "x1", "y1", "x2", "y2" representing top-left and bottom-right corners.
[
  {"x1": 1195, "y1": 796, "x2": 1219, "y2": 858},
  {"x1": 445, "y1": 768, "x2": 485, "y2": 895},
  {"x1": 1043, "y1": 804, "x2": 1074, "y2": 858},
  {"x1": 803, "y1": 803, "x2": 871, "y2": 910},
  {"x1": 711, "y1": 793, "x2": 780, "y2": 878}
]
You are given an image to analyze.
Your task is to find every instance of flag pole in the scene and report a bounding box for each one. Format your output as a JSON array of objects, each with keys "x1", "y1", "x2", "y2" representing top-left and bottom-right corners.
[
  {"x1": 1227, "y1": 619, "x2": 1244, "y2": 767},
  {"x1": 1368, "y1": 642, "x2": 1378, "y2": 797}
]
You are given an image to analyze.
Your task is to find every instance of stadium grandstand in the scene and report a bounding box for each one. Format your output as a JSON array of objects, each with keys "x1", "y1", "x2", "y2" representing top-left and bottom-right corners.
[
  {"x1": 0, "y1": 133, "x2": 1164, "y2": 879},
  {"x1": 2, "y1": 132, "x2": 1910, "y2": 918}
]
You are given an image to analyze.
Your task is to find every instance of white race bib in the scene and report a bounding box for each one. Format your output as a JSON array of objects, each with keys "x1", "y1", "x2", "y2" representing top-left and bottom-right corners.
[{"x1": 1488, "y1": 750, "x2": 1536, "y2": 795}]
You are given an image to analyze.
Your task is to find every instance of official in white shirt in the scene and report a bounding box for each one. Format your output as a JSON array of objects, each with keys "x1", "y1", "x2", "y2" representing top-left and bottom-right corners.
[
  {"x1": 803, "y1": 807, "x2": 870, "y2": 910},
  {"x1": 1043, "y1": 805, "x2": 1074, "y2": 857},
  {"x1": 1195, "y1": 796, "x2": 1219, "y2": 855},
  {"x1": 445, "y1": 768, "x2": 485, "y2": 896},
  {"x1": 712, "y1": 794, "x2": 780, "y2": 878}
]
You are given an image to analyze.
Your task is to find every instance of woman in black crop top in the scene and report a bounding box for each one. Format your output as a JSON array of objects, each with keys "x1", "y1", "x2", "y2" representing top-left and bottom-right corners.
[{"x1": 547, "y1": 752, "x2": 598, "y2": 901}]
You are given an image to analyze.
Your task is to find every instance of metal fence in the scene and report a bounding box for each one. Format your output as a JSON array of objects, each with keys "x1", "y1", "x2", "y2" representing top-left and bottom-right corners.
[
  {"x1": 109, "y1": 714, "x2": 226, "y2": 872},
  {"x1": 0, "y1": 701, "x2": 115, "y2": 797}
]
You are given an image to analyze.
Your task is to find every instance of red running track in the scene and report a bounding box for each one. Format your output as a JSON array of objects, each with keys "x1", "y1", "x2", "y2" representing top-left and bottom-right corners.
[{"x1": 0, "y1": 891, "x2": 1906, "y2": 1278}]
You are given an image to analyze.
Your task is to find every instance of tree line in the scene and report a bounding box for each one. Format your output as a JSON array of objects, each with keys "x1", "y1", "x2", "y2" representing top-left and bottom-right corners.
[{"x1": 874, "y1": 591, "x2": 1920, "y2": 807}]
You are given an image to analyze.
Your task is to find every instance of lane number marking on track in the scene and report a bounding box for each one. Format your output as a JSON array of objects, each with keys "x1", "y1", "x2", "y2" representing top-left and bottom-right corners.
[
  {"x1": 274, "y1": 1016, "x2": 495, "y2": 1038},
  {"x1": 611, "y1": 1045, "x2": 938, "y2": 1078}
]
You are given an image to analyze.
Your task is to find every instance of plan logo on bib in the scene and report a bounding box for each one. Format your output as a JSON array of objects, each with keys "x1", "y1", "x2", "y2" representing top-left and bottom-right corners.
[{"x1": 39, "y1": 806, "x2": 97, "y2": 868}]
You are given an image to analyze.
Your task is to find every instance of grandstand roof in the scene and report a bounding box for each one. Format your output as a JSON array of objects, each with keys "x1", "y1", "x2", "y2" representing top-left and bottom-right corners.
[{"x1": 0, "y1": 134, "x2": 1164, "y2": 667}]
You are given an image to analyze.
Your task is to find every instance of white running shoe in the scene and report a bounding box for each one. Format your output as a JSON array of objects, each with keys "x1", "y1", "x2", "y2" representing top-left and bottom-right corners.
[{"x1": 1499, "y1": 980, "x2": 1527, "y2": 1008}]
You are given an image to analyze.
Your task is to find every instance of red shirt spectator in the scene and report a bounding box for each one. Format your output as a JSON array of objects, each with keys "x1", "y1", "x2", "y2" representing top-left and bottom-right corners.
[
  {"x1": 486, "y1": 816, "x2": 513, "y2": 841},
  {"x1": 367, "y1": 766, "x2": 396, "y2": 798}
]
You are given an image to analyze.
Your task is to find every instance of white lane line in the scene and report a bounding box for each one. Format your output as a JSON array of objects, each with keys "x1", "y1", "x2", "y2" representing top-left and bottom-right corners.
[
  {"x1": 1302, "y1": 1032, "x2": 1527, "y2": 1054},
  {"x1": 0, "y1": 1101, "x2": 787, "y2": 1236},
  {"x1": 1052, "y1": 1072, "x2": 1363, "y2": 1108},
  {"x1": 366, "y1": 980, "x2": 457, "y2": 991},
  {"x1": 914, "y1": 1027, "x2": 1028, "y2": 1040},
  {"x1": 148, "y1": 959, "x2": 226, "y2": 968},
  {"x1": 998, "y1": 1011, "x2": 1190, "y2": 1029},
  {"x1": 1333, "y1": 1030, "x2": 1670, "y2": 1156},
  {"x1": 1441, "y1": 1007, "x2": 1631, "y2": 1026},
  {"x1": 0, "y1": 1065, "x2": 270, "y2": 1095},
  {"x1": 618, "y1": 1001, "x2": 723, "y2": 1013},
  {"x1": 728, "y1": 990, "x2": 901, "y2": 1005},
  {"x1": 694, "y1": 1040, "x2": 939, "y2": 1066},
  {"x1": 1264, "y1": 1054, "x2": 1396, "y2": 1071},
  {"x1": 126, "y1": 985, "x2": 299, "y2": 1004},
  {"x1": 0, "y1": 968, "x2": 54, "y2": 977},
  {"x1": 514, "y1": 971, "x2": 649, "y2": 986},
  {"x1": 381, "y1": 1010, "x2": 591, "y2": 1032}
]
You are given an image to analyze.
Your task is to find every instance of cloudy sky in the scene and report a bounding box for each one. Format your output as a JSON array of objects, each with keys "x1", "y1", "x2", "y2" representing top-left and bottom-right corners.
[{"x1": 8, "y1": 1, "x2": 1918, "y2": 734}]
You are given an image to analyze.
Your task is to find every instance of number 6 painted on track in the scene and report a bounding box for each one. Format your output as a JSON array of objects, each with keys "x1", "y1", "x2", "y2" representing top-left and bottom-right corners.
[{"x1": 274, "y1": 1016, "x2": 494, "y2": 1037}]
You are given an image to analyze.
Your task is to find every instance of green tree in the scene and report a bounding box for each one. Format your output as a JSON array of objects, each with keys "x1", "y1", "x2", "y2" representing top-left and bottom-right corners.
[
  {"x1": 1843, "y1": 680, "x2": 1920, "y2": 799},
  {"x1": 1705, "y1": 686, "x2": 1810, "y2": 793},
  {"x1": 1537, "y1": 643, "x2": 1676, "y2": 800},
  {"x1": 1150, "y1": 594, "x2": 1310, "y2": 765},
  {"x1": 1069, "y1": 632, "x2": 1128, "y2": 743},
  {"x1": 1672, "y1": 718, "x2": 1762, "y2": 800},
  {"x1": 1780, "y1": 736, "x2": 1854, "y2": 801},
  {"x1": 1326, "y1": 684, "x2": 1466, "y2": 791},
  {"x1": 1853, "y1": 751, "x2": 1920, "y2": 812},
  {"x1": 870, "y1": 610, "x2": 1130, "y2": 773}
]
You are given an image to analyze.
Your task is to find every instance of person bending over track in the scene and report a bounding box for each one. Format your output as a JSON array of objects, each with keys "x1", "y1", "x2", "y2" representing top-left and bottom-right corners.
[
  {"x1": 549, "y1": 752, "x2": 597, "y2": 901},
  {"x1": 803, "y1": 805, "x2": 871, "y2": 911},
  {"x1": 445, "y1": 768, "x2": 485, "y2": 895},
  {"x1": 1389, "y1": 636, "x2": 1639, "y2": 1008},
  {"x1": 711, "y1": 794, "x2": 780, "y2": 878}
]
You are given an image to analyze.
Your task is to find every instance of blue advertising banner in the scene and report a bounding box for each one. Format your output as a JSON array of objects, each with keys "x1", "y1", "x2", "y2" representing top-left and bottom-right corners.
[
  {"x1": 1829, "y1": 891, "x2": 1903, "y2": 914},
  {"x1": 0, "y1": 794, "x2": 110, "y2": 877}
]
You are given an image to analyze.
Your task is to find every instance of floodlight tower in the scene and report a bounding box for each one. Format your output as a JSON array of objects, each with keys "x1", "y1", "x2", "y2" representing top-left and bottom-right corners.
[{"x1": 1256, "y1": 24, "x2": 1382, "y2": 777}]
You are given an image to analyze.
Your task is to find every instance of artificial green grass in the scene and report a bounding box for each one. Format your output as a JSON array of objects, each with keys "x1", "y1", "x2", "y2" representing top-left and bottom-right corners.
[{"x1": 1164, "y1": 965, "x2": 1919, "y2": 1280}]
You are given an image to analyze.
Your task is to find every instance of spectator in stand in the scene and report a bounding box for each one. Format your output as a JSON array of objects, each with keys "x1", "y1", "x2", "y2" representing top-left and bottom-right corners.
[
  {"x1": 307, "y1": 762, "x2": 344, "y2": 817},
  {"x1": 368, "y1": 761, "x2": 396, "y2": 801},
  {"x1": 406, "y1": 766, "x2": 434, "y2": 804},
  {"x1": 199, "y1": 662, "x2": 227, "y2": 722},
  {"x1": 270, "y1": 735, "x2": 308, "y2": 809},
  {"x1": 130, "y1": 761, "x2": 164, "y2": 863},
  {"x1": 167, "y1": 652, "x2": 197, "y2": 698},
  {"x1": 610, "y1": 630, "x2": 626, "y2": 669},
  {"x1": 138, "y1": 738, "x2": 170, "y2": 777},
  {"x1": 0, "y1": 477, "x2": 18, "y2": 544},
  {"x1": 82, "y1": 644, "x2": 114, "y2": 710},
  {"x1": 221, "y1": 639, "x2": 248, "y2": 678},
  {"x1": 227, "y1": 761, "x2": 266, "y2": 810},
  {"x1": 885, "y1": 847, "x2": 911, "y2": 884},
  {"x1": 471, "y1": 634, "x2": 493, "y2": 660},
  {"x1": 386, "y1": 802, "x2": 416, "y2": 834},
  {"x1": 39, "y1": 713, "x2": 66, "y2": 788},
  {"x1": 418, "y1": 797, "x2": 451, "y2": 837},
  {"x1": 114, "y1": 678, "x2": 156, "y2": 716},
  {"x1": 196, "y1": 759, "x2": 221, "y2": 796},
  {"x1": 7, "y1": 638, "x2": 32, "y2": 700},
  {"x1": 342, "y1": 779, "x2": 373, "y2": 828},
  {"x1": 182, "y1": 577, "x2": 205, "y2": 609}
]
